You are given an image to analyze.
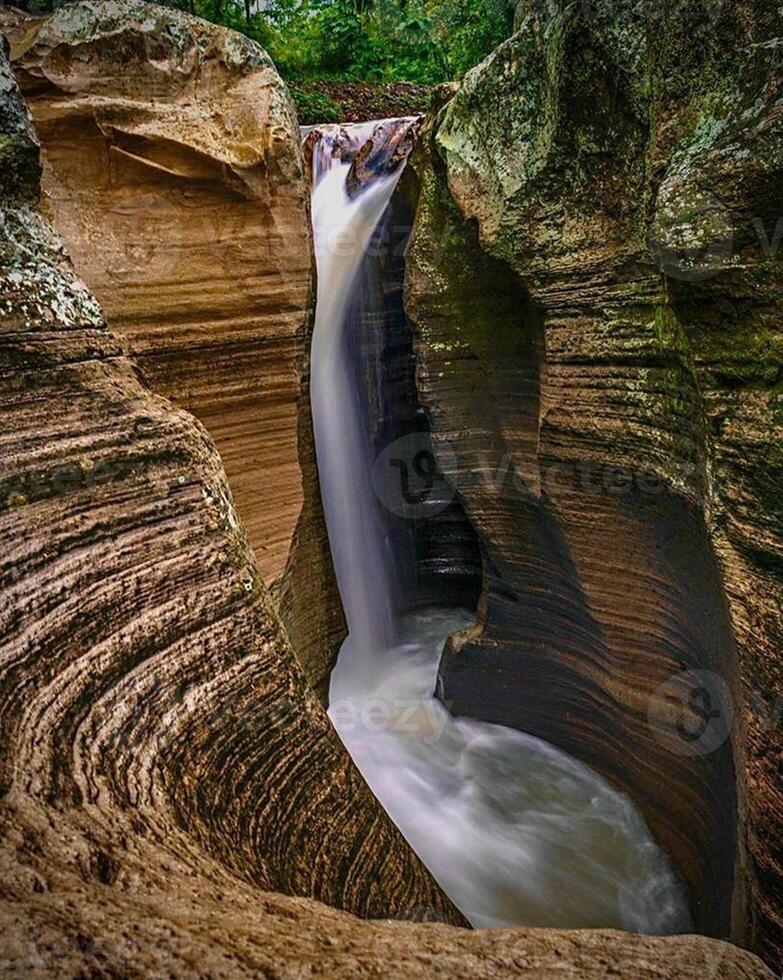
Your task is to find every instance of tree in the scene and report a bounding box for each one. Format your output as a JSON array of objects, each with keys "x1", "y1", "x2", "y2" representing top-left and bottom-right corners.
[{"x1": 11, "y1": 0, "x2": 516, "y2": 84}]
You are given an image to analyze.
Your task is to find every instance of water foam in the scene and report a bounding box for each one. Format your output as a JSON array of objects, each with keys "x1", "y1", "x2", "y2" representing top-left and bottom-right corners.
[{"x1": 308, "y1": 121, "x2": 692, "y2": 932}]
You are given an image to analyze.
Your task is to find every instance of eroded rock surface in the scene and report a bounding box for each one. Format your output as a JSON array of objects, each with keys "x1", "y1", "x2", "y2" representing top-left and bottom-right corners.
[
  {"x1": 345, "y1": 117, "x2": 421, "y2": 197},
  {"x1": 1, "y1": 25, "x2": 775, "y2": 980},
  {"x1": 5, "y1": 0, "x2": 305, "y2": 581},
  {"x1": 2, "y1": 0, "x2": 344, "y2": 691},
  {"x1": 0, "y1": 17, "x2": 463, "y2": 936},
  {"x1": 405, "y1": 0, "x2": 783, "y2": 967},
  {"x1": 0, "y1": 6, "x2": 777, "y2": 978}
]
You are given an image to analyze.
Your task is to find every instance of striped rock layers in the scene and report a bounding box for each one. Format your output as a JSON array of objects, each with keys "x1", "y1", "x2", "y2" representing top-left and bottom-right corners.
[
  {"x1": 3, "y1": 0, "x2": 344, "y2": 690},
  {"x1": 0, "y1": 45, "x2": 773, "y2": 976},
  {"x1": 0, "y1": 17, "x2": 465, "y2": 942},
  {"x1": 0, "y1": 5, "x2": 776, "y2": 979},
  {"x1": 404, "y1": 0, "x2": 783, "y2": 968}
]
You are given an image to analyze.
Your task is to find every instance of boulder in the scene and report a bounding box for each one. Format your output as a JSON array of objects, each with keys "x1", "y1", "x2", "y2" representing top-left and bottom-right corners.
[{"x1": 345, "y1": 117, "x2": 421, "y2": 197}]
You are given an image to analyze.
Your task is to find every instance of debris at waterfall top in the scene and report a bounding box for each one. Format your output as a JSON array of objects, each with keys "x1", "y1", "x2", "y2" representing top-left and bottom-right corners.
[
  {"x1": 291, "y1": 81, "x2": 433, "y2": 126},
  {"x1": 345, "y1": 118, "x2": 421, "y2": 197},
  {"x1": 303, "y1": 117, "x2": 422, "y2": 194}
]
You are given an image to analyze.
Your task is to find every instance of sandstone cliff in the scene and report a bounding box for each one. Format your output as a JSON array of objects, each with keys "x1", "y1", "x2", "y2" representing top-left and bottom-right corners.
[
  {"x1": 3, "y1": 0, "x2": 344, "y2": 691},
  {"x1": 0, "y1": 17, "x2": 462, "y2": 933},
  {"x1": 1, "y1": 23, "x2": 775, "y2": 980},
  {"x1": 404, "y1": 0, "x2": 783, "y2": 967}
]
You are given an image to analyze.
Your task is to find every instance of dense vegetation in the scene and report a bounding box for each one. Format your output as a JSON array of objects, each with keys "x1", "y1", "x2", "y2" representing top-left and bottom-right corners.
[
  {"x1": 252, "y1": 0, "x2": 516, "y2": 83},
  {"x1": 17, "y1": 0, "x2": 516, "y2": 120},
  {"x1": 20, "y1": 0, "x2": 515, "y2": 82}
]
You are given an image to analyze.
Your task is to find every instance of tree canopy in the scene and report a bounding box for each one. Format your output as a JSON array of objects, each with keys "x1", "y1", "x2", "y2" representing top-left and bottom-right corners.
[
  {"x1": 254, "y1": 0, "x2": 517, "y2": 83},
  {"x1": 18, "y1": 0, "x2": 516, "y2": 84}
]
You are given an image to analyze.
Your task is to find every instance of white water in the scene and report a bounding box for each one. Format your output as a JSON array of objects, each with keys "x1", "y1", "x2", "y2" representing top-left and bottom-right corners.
[
  {"x1": 309, "y1": 121, "x2": 692, "y2": 932},
  {"x1": 310, "y1": 122, "x2": 403, "y2": 664}
]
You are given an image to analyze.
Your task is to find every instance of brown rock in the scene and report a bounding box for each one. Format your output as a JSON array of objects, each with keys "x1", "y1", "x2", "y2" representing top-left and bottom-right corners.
[
  {"x1": 1, "y1": 2, "x2": 306, "y2": 645},
  {"x1": 405, "y1": 0, "x2": 783, "y2": 969},
  {"x1": 3, "y1": 0, "x2": 344, "y2": 691},
  {"x1": 0, "y1": 14, "x2": 460, "y2": 935}
]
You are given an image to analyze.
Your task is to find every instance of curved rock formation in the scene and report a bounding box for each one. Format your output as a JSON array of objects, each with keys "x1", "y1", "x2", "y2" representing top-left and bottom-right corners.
[
  {"x1": 0, "y1": 19, "x2": 460, "y2": 925},
  {"x1": 2, "y1": 0, "x2": 344, "y2": 689},
  {"x1": 358, "y1": 167, "x2": 482, "y2": 612},
  {"x1": 1, "y1": 28, "x2": 774, "y2": 980},
  {"x1": 404, "y1": 0, "x2": 783, "y2": 968}
]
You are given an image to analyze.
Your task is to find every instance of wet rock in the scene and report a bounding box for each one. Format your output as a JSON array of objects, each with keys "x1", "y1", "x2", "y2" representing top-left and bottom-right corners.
[
  {"x1": 302, "y1": 124, "x2": 363, "y2": 187},
  {"x1": 346, "y1": 117, "x2": 422, "y2": 197}
]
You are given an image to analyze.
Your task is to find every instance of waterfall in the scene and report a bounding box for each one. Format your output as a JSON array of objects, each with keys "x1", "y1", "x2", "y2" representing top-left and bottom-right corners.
[
  {"x1": 310, "y1": 121, "x2": 404, "y2": 667},
  {"x1": 308, "y1": 120, "x2": 692, "y2": 932}
]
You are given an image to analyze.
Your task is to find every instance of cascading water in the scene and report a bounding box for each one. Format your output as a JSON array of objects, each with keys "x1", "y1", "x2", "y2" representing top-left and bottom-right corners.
[
  {"x1": 308, "y1": 120, "x2": 692, "y2": 932},
  {"x1": 310, "y1": 121, "x2": 403, "y2": 669}
]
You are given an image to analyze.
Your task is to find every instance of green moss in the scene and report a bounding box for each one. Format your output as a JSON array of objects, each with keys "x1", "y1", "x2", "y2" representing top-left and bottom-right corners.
[{"x1": 653, "y1": 304, "x2": 690, "y2": 356}]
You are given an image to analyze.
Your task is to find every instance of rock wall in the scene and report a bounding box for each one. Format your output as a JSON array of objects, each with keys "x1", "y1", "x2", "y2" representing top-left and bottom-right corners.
[
  {"x1": 3, "y1": 0, "x2": 344, "y2": 689},
  {"x1": 368, "y1": 179, "x2": 482, "y2": 612},
  {"x1": 0, "y1": 24, "x2": 462, "y2": 927},
  {"x1": 405, "y1": 0, "x2": 783, "y2": 967},
  {"x1": 0, "y1": 34, "x2": 776, "y2": 980}
]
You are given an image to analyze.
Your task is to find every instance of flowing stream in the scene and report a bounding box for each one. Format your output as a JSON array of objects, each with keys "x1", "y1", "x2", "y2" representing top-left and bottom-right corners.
[{"x1": 309, "y1": 120, "x2": 692, "y2": 932}]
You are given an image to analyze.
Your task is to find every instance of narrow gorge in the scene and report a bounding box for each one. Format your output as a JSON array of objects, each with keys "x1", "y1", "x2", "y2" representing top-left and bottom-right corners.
[
  {"x1": 308, "y1": 118, "x2": 691, "y2": 934},
  {"x1": 0, "y1": 0, "x2": 781, "y2": 977}
]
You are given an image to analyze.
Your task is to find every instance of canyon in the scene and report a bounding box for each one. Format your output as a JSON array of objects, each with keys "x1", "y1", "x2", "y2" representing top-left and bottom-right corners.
[{"x1": 0, "y1": 0, "x2": 780, "y2": 976}]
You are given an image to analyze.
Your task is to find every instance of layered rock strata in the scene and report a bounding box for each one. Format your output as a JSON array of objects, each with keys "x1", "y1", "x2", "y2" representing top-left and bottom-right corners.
[
  {"x1": 3, "y1": 0, "x2": 344, "y2": 689},
  {"x1": 2, "y1": 30, "x2": 776, "y2": 980},
  {"x1": 355, "y1": 169, "x2": 482, "y2": 611},
  {"x1": 0, "y1": 25, "x2": 461, "y2": 933},
  {"x1": 405, "y1": 0, "x2": 783, "y2": 967}
]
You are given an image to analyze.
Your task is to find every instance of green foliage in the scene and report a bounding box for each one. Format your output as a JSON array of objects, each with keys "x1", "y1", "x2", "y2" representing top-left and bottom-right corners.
[
  {"x1": 288, "y1": 84, "x2": 344, "y2": 124},
  {"x1": 16, "y1": 0, "x2": 516, "y2": 84},
  {"x1": 179, "y1": 0, "x2": 277, "y2": 50},
  {"x1": 433, "y1": 0, "x2": 518, "y2": 77},
  {"x1": 191, "y1": 0, "x2": 514, "y2": 84},
  {"x1": 257, "y1": 0, "x2": 411, "y2": 81},
  {"x1": 268, "y1": 0, "x2": 517, "y2": 82}
]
